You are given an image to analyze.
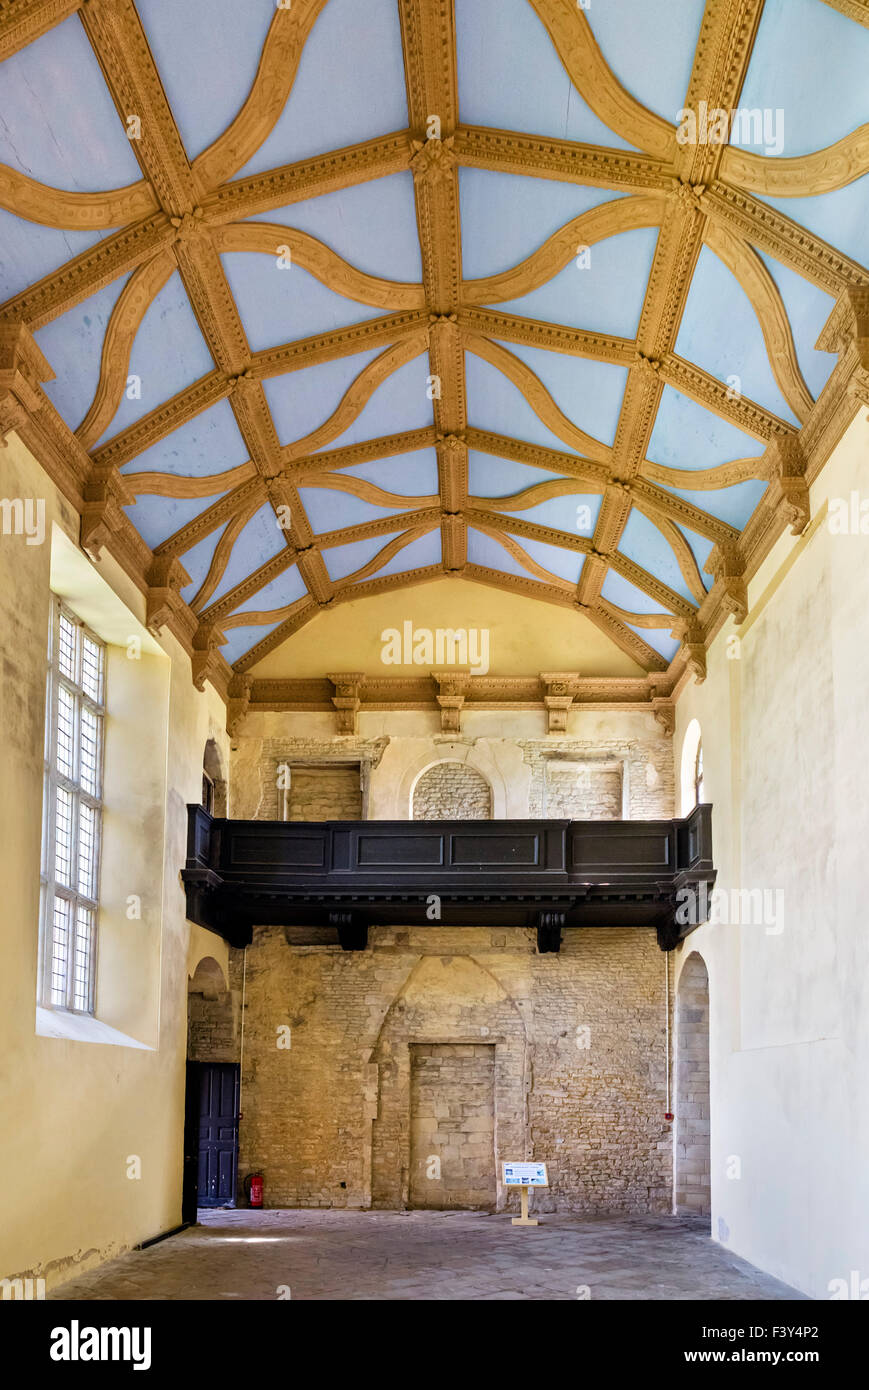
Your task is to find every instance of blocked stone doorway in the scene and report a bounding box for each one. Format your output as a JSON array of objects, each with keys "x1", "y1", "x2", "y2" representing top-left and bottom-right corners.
[
  {"x1": 409, "y1": 1043, "x2": 496, "y2": 1209},
  {"x1": 674, "y1": 952, "x2": 711, "y2": 1218}
]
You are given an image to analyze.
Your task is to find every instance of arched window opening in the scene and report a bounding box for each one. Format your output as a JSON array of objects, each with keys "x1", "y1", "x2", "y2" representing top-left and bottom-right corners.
[{"x1": 680, "y1": 718, "x2": 703, "y2": 817}]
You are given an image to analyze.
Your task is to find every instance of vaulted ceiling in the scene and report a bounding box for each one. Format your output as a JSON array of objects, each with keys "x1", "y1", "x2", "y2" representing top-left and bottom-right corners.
[{"x1": 1, "y1": 0, "x2": 868, "y2": 699}]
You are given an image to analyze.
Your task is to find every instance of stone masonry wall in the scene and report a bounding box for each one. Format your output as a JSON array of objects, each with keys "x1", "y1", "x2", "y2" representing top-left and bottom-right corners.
[
  {"x1": 412, "y1": 761, "x2": 492, "y2": 819},
  {"x1": 237, "y1": 925, "x2": 673, "y2": 1215},
  {"x1": 286, "y1": 766, "x2": 362, "y2": 821}
]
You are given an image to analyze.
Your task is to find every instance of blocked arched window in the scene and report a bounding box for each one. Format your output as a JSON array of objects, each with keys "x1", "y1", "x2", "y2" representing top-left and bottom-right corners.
[{"x1": 412, "y1": 762, "x2": 492, "y2": 820}]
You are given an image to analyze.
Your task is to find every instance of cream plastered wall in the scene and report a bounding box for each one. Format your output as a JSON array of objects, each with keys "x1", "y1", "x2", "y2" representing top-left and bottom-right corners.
[
  {"x1": 249, "y1": 575, "x2": 644, "y2": 679},
  {"x1": 0, "y1": 433, "x2": 229, "y2": 1289},
  {"x1": 673, "y1": 407, "x2": 869, "y2": 1300}
]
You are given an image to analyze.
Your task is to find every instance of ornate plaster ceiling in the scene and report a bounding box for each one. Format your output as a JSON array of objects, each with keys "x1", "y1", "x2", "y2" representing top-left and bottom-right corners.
[{"x1": 1, "y1": 0, "x2": 868, "y2": 701}]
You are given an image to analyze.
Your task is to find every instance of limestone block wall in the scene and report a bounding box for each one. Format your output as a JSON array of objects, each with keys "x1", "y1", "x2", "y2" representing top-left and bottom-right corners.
[{"x1": 236, "y1": 925, "x2": 673, "y2": 1215}]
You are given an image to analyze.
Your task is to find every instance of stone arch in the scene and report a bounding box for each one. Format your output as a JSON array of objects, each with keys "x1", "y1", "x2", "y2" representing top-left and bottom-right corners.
[
  {"x1": 399, "y1": 740, "x2": 509, "y2": 818},
  {"x1": 679, "y1": 717, "x2": 703, "y2": 816},
  {"x1": 412, "y1": 760, "x2": 492, "y2": 820},
  {"x1": 203, "y1": 737, "x2": 227, "y2": 816},
  {"x1": 187, "y1": 955, "x2": 239, "y2": 1063},
  {"x1": 674, "y1": 950, "x2": 710, "y2": 1219},
  {"x1": 367, "y1": 955, "x2": 528, "y2": 1211}
]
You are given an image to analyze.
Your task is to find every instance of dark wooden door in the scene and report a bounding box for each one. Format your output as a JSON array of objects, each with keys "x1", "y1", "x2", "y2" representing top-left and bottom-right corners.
[{"x1": 184, "y1": 1062, "x2": 239, "y2": 1211}]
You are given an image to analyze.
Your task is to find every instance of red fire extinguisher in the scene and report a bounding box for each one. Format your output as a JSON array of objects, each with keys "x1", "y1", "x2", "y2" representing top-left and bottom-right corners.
[{"x1": 247, "y1": 1173, "x2": 263, "y2": 1208}]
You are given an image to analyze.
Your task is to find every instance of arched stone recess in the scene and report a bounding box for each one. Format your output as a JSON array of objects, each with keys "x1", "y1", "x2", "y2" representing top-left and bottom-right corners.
[
  {"x1": 412, "y1": 760, "x2": 492, "y2": 819},
  {"x1": 203, "y1": 736, "x2": 228, "y2": 816},
  {"x1": 366, "y1": 955, "x2": 529, "y2": 1211},
  {"x1": 187, "y1": 953, "x2": 240, "y2": 1064},
  {"x1": 673, "y1": 950, "x2": 711, "y2": 1219},
  {"x1": 386, "y1": 738, "x2": 531, "y2": 820}
]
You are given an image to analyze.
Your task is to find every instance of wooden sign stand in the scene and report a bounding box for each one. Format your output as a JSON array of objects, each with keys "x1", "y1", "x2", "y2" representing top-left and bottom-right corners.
[{"x1": 511, "y1": 1185, "x2": 538, "y2": 1227}]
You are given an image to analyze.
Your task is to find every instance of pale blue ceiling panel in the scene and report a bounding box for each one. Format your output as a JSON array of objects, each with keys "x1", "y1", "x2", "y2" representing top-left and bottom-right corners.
[
  {"x1": 659, "y1": 479, "x2": 767, "y2": 531},
  {"x1": 734, "y1": 0, "x2": 869, "y2": 158},
  {"x1": 627, "y1": 624, "x2": 679, "y2": 662},
  {"x1": 509, "y1": 492, "x2": 602, "y2": 536},
  {"x1": 602, "y1": 569, "x2": 666, "y2": 616},
  {"x1": 222, "y1": 622, "x2": 282, "y2": 667},
  {"x1": 754, "y1": 250, "x2": 837, "y2": 401},
  {"x1": 647, "y1": 386, "x2": 766, "y2": 469},
  {"x1": 0, "y1": 17, "x2": 141, "y2": 190},
  {"x1": 468, "y1": 526, "x2": 543, "y2": 582},
  {"x1": 492, "y1": 342, "x2": 628, "y2": 447},
  {"x1": 508, "y1": 533, "x2": 583, "y2": 586},
  {"x1": 372, "y1": 529, "x2": 442, "y2": 579},
  {"x1": 179, "y1": 523, "x2": 228, "y2": 606},
  {"x1": 0, "y1": 211, "x2": 110, "y2": 303},
  {"x1": 300, "y1": 487, "x2": 407, "y2": 534},
  {"x1": 617, "y1": 509, "x2": 696, "y2": 606},
  {"x1": 488, "y1": 228, "x2": 659, "y2": 339},
  {"x1": 340, "y1": 448, "x2": 439, "y2": 496},
  {"x1": 221, "y1": 253, "x2": 376, "y2": 353},
  {"x1": 758, "y1": 177, "x2": 869, "y2": 272},
  {"x1": 122, "y1": 495, "x2": 222, "y2": 552},
  {"x1": 468, "y1": 451, "x2": 569, "y2": 496},
  {"x1": 119, "y1": 399, "x2": 249, "y2": 478},
  {"x1": 95, "y1": 271, "x2": 216, "y2": 446},
  {"x1": 466, "y1": 351, "x2": 594, "y2": 457},
  {"x1": 459, "y1": 169, "x2": 625, "y2": 280},
  {"x1": 244, "y1": 175, "x2": 422, "y2": 283},
  {"x1": 34, "y1": 273, "x2": 132, "y2": 429},
  {"x1": 137, "y1": 0, "x2": 274, "y2": 161},
  {"x1": 209, "y1": 504, "x2": 288, "y2": 607},
  {"x1": 455, "y1": 0, "x2": 636, "y2": 150},
  {"x1": 324, "y1": 355, "x2": 433, "y2": 451},
  {"x1": 321, "y1": 533, "x2": 400, "y2": 583},
  {"x1": 237, "y1": 0, "x2": 408, "y2": 176},
  {"x1": 675, "y1": 246, "x2": 800, "y2": 426},
  {"x1": 586, "y1": 0, "x2": 705, "y2": 125},
  {"x1": 262, "y1": 347, "x2": 385, "y2": 447},
  {"x1": 229, "y1": 565, "x2": 307, "y2": 618}
]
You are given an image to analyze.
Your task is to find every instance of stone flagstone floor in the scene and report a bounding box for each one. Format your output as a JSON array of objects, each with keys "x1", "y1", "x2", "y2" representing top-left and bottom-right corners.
[{"x1": 46, "y1": 1210, "x2": 806, "y2": 1301}]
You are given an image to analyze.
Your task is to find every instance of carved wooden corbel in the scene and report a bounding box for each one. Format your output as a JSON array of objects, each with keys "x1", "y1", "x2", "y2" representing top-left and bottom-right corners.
[
  {"x1": 652, "y1": 697, "x2": 676, "y2": 737},
  {"x1": 764, "y1": 433, "x2": 809, "y2": 536},
  {"x1": 817, "y1": 286, "x2": 869, "y2": 408},
  {"x1": 540, "y1": 671, "x2": 580, "y2": 734},
  {"x1": 146, "y1": 554, "x2": 192, "y2": 635},
  {"x1": 191, "y1": 622, "x2": 226, "y2": 692},
  {"x1": 677, "y1": 625, "x2": 707, "y2": 685},
  {"x1": 327, "y1": 672, "x2": 365, "y2": 735},
  {"x1": 704, "y1": 539, "x2": 748, "y2": 625},
  {"x1": 226, "y1": 673, "x2": 254, "y2": 738},
  {"x1": 80, "y1": 465, "x2": 136, "y2": 560},
  {"x1": 432, "y1": 670, "x2": 468, "y2": 734}
]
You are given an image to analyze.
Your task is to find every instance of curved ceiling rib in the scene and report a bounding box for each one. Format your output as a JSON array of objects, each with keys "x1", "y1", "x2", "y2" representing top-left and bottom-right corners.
[
  {"x1": 0, "y1": 164, "x2": 155, "y2": 227},
  {"x1": 191, "y1": 0, "x2": 329, "y2": 190},
  {"x1": 703, "y1": 220, "x2": 815, "y2": 423},
  {"x1": 76, "y1": 250, "x2": 175, "y2": 449},
  {"x1": 212, "y1": 223, "x2": 426, "y2": 311},
  {"x1": 527, "y1": 0, "x2": 676, "y2": 161},
  {"x1": 462, "y1": 194, "x2": 666, "y2": 306},
  {"x1": 720, "y1": 125, "x2": 869, "y2": 197}
]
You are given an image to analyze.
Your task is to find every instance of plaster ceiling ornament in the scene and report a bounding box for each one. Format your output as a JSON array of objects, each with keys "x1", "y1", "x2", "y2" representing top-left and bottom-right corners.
[{"x1": 0, "y1": 0, "x2": 867, "y2": 716}]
